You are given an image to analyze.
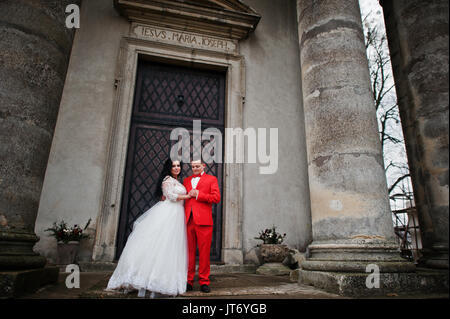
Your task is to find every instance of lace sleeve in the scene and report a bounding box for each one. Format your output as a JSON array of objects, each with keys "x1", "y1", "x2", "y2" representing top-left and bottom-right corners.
[{"x1": 162, "y1": 176, "x2": 179, "y2": 202}]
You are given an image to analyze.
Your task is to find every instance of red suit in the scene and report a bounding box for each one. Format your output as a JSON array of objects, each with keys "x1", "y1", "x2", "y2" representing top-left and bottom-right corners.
[{"x1": 183, "y1": 173, "x2": 220, "y2": 286}]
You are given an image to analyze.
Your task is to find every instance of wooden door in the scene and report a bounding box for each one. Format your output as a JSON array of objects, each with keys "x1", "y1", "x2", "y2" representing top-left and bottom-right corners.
[{"x1": 116, "y1": 60, "x2": 225, "y2": 261}]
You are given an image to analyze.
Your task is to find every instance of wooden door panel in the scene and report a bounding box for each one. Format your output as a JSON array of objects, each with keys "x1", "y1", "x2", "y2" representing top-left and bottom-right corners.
[{"x1": 133, "y1": 62, "x2": 225, "y2": 127}]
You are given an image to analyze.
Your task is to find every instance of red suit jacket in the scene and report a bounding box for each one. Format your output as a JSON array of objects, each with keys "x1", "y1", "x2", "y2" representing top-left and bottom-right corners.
[{"x1": 183, "y1": 173, "x2": 221, "y2": 226}]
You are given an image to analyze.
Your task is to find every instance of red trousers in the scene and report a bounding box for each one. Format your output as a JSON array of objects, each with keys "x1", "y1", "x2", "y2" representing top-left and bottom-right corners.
[{"x1": 186, "y1": 214, "x2": 213, "y2": 286}]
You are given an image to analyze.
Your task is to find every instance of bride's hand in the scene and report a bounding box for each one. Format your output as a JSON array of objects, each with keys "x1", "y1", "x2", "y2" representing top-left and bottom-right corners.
[{"x1": 180, "y1": 194, "x2": 191, "y2": 200}]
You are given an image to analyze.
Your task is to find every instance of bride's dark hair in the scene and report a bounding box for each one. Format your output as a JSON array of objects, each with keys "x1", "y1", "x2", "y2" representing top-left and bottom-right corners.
[{"x1": 154, "y1": 158, "x2": 183, "y2": 198}]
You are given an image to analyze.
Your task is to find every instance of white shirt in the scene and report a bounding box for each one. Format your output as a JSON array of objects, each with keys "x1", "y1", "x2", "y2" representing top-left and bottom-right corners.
[{"x1": 191, "y1": 172, "x2": 204, "y2": 199}]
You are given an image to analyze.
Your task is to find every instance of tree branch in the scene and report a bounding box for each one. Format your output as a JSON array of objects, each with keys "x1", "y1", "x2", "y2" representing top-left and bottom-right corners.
[{"x1": 388, "y1": 174, "x2": 411, "y2": 194}]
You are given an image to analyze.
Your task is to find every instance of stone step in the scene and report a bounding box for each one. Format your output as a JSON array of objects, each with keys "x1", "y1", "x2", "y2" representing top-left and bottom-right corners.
[
  {"x1": 77, "y1": 273, "x2": 344, "y2": 299},
  {"x1": 0, "y1": 266, "x2": 59, "y2": 298},
  {"x1": 72, "y1": 261, "x2": 258, "y2": 274}
]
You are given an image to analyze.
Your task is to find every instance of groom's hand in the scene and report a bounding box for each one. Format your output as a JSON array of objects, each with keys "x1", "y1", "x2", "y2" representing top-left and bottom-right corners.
[
  {"x1": 160, "y1": 195, "x2": 166, "y2": 201},
  {"x1": 189, "y1": 190, "x2": 199, "y2": 198}
]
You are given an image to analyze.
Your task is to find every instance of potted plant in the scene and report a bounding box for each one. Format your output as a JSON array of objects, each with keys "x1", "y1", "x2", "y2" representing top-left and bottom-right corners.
[
  {"x1": 254, "y1": 225, "x2": 288, "y2": 263},
  {"x1": 45, "y1": 218, "x2": 91, "y2": 265}
]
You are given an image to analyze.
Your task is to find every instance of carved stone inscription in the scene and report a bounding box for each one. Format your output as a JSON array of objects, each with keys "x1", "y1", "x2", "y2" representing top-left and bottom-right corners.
[{"x1": 131, "y1": 24, "x2": 238, "y2": 53}]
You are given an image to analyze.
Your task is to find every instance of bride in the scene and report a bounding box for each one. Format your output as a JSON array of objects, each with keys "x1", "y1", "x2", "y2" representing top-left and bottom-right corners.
[{"x1": 106, "y1": 159, "x2": 191, "y2": 297}]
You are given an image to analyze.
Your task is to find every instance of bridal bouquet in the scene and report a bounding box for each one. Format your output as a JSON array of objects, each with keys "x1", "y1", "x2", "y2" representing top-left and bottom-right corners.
[
  {"x1": 254, "y1": 225, "x2": 286, "y2": 245},
  {"x1": 45, "y1": 218, "x2": 91, "y2": 243}
]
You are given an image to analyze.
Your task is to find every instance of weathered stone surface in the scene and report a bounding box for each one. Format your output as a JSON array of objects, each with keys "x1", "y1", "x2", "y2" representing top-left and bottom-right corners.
[
  {"x1": 283, "y1": 248, "x2": 307, "y2": 269},
  {"x1": 297, "y1": 0, "x2": 405, "y2": 257},
  {"x1": 302, "y1": 260, "x2": 415, "y2": 273},
  {"x1": 256, "y1": 263, "x2": 291, "y2": 276},
  {"x1": 299, "y1": 268, "x2": 449, "y2": 297},
  {"x1": 0, "y1": 230, "x2": 46, "y2": 270},
  {"x1": 289, "y1": 269, "x2": 300, "y2": 282},
  {"x1": 240, "y1": 0, "x2": 312, "y2": 265},
  {"x1": 381, "y1": 0, "x2": 449, "y2": 268},
  {"x1": 56, "y1": 242, "x2": 80, "y2": 265},
  {"x1": 0, "y1": 0, "x2": 79, "y2": 270},
  {"x1": 297, "y1": 0, "x2": 396, "y2": 244},
  {"x1": 77, "y1": 261, "x2": 258, "y2": 274},
  {"x1": 75, "y1": 273, "x2": 344, "y2": 299},
  {"x1": 0, "y1": 0, "x2": 77, "y2": 233},
  {"x1": 296, "y1": 0, "x2": 416, "y2": 293},
  {"x1": 0, "y1": 266, "x2": 59, "y2": 298},
  {"x1": 259, "y1": 244, "x2": 289, "y2": 263}
]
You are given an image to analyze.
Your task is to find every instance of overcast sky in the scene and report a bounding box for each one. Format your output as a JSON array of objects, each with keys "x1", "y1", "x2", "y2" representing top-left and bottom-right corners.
[
  {"x1": 359, "y1": 0, "x2": 414, "y2": 212},
  {"x1": 359, "y1": 0, "x2": 384, "y2": 27}
]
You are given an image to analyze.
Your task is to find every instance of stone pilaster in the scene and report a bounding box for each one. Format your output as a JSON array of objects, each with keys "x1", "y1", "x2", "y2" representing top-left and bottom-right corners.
[
  {"x1": 296, "y1": 0, "x2": 414, "y2": 296},
  {"x1": 380, "y1": 0, "x2": 449, "y2": 269},
  {"x1": 0, "y1": 0, "x2": 79, "y2": 296}
]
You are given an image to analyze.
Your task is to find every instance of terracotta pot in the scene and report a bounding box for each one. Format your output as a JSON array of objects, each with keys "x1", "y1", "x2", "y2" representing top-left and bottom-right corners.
[
  {"x1": 259, "y1": 244, "x2": 289, "y2": 263},
  {"x1": 57, "y1": 241, "x2": 80, "y2": 264}
]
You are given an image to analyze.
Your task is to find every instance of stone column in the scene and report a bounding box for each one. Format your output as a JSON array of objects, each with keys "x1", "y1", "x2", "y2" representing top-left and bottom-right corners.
[
  {"x1": 296, "y1": 0, "x2": 414, "y2": 296},
  {"x1": 0, "y1": 0, "x2": 79, "y2": 296},
  {"x1": 380, "y1": 0, "x2": 449, "y2": 269}
]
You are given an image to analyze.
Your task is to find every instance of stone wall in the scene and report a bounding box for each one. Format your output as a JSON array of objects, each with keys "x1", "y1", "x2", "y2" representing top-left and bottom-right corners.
[
  {"x1": 240, "y1": 0, "x2": 312, "y2": 263},
  {"x1": 0, "y1": 0, "x2": 80, "y2": 269},
  {"x1": 34, "y1": 0, "x2": 129, "y2": 263},
  {"x1": 34, "y1": 0, "x2": 312, "y2": 264}
]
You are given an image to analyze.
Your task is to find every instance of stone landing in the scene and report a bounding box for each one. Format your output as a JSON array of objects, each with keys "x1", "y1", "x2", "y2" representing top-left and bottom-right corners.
[
  {"x1": 17, "y1": 272, "x2": 449, "y2": 299},
  {"x1": 73, "y1": 273, "x2": 345, "y2": 299},
  {"x1": 0, "y1": 266, "x2": 59, "y2": 298},
  {"x1": 299, "y1": 268, "x2": 449, "y2": 297},
  {"x1": 77, "y1": 261, "x2": 258, "y2": 274}
]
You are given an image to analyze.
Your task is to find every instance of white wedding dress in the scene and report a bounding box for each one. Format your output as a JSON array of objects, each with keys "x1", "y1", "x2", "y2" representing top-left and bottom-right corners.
[{"x1": 106, "y1": 176, "x2": 188, "y2": 296}]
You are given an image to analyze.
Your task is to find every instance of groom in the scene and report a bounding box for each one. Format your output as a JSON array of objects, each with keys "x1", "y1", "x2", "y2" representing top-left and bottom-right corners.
[{"x1": 183, "y1": 159, "x2": 220, "y2": 293}]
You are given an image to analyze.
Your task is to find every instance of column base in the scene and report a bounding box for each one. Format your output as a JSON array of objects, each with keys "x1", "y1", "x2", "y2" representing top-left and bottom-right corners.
[
  {"x1": 425, "y1": 258, "x2": 449, "y2": 269},
  {"x1": 298, "y1": 240, "x2": 435, "y2": 296},
  {"x1": 420, "y1": 245, "x2": 449, "y2": 269},
  {"x1": 0, "y1": 266, "x2": 59, "y2": 298},
  {"x1": 302, "y1": 260, "x2": 416, "y2": 273},
  {"x1": 304, "y1": 240, "x2": 416, "y2": 270},
  {"x1": 0, "y1": 230, "x2": 47, "y2": 270},
  {"x1": 299, "y1": 268, "x2": 449, "y2": 297}
]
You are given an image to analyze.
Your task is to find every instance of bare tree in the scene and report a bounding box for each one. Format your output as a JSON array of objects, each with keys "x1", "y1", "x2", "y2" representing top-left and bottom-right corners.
[
  {"x1": 361, "y1": 3, "x2": 421, "y2": 262},
  {"x1": 362, "y1": 13, "x2": 413, "y2": 208}
]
